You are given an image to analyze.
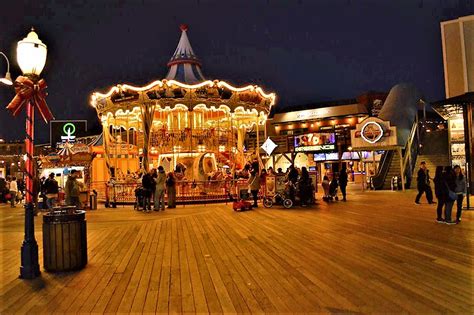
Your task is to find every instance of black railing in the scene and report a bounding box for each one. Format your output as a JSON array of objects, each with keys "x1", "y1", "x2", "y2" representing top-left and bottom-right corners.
[{"x1": 372, "y1": 150, "x2": 394, "y2": 190}]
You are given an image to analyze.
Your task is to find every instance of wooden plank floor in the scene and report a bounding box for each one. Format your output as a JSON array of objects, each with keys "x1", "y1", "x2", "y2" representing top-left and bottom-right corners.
[{"x1": 0, "y1": 186, "x2": 473, "y2": 314}]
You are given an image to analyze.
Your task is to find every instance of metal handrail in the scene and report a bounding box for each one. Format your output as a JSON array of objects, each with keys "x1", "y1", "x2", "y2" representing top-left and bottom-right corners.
[{"x1": 402, "y1": 117, "x2": 419, "y2": 175}]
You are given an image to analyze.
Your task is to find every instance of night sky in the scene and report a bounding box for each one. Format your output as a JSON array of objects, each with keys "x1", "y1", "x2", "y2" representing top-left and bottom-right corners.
[{"x1": 0, "y1": 0, "x2": 472, "y2": 143}]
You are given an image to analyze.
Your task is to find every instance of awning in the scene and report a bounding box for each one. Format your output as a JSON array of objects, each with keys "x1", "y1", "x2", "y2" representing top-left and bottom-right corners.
[{"x1": 431, "y1": 92, "x2": 474, "y2": 119}]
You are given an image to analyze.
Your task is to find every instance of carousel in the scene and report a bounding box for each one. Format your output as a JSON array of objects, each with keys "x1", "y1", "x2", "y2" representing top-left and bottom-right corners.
[{"x1": 90, "y1": 25, "x2": 276, "y2": 203}]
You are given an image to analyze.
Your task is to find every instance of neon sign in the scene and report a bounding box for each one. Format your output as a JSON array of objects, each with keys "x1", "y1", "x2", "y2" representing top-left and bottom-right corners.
[{"x1": 61, "y1": 122, "x2": 77, "y2": 143}]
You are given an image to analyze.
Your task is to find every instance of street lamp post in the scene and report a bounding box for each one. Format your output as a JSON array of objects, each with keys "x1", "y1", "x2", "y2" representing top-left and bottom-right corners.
[{"x1": 2, "y1": 28, "x2": 54, "y2": 279}]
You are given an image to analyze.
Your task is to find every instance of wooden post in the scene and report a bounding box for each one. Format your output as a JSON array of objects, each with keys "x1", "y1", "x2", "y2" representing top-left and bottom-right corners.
[
  {"x1": 256, "y1": 115, "x2": 261, "y2": 166},
  {"x1": 126, "y1": 119, "x2": 130, "y2": 174},
  {"x1": 372, "y1": 150, "x2": 376, "y2": 173},
  {"x1": 398, "y1": 147, "x2": 405, "y2": 192},
  {"x1": 357, "y1": 151, "x2": 365, "y2": 191}
]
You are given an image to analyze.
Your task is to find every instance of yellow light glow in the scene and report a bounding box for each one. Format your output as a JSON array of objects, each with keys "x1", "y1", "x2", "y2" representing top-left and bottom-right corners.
[
  {"x1": 166, "y1": 79, "x2": 214, "y2": 89},
  {"x1": 217, "y1": 81, "x2": 255, "y2": 92},
  {"x1": 17, "y1": 29, "x2": 47, "y2": 76},
  {"x1": 91, "y1": 79, "x2": 276, "y2": 107}
]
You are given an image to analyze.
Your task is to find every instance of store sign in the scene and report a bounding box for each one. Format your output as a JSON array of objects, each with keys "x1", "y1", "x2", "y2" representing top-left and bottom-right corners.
[
  {"x1": 351, "y1": 117, "x2": 397, "y2": 149},
  {"x1": 360, "y1": 121, "x2": 384, "y2": 143},
  {"x1": 295, "y1": 109, "x2": 329, "y2": 120},
  {"x1": 294, "y1": 133, "x2": 335, "y2": 152},
  {"x1": 50, "y1": 120, "x2": 87, "y2": 148},
  {"x1": 295, "y1": 144, "x2": 335, "y2": 152},
  {"x1": 61, "y1": 123, "x2": 77, "y2": 142}
]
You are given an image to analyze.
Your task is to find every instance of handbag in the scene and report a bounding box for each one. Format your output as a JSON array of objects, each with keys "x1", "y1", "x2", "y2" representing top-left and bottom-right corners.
[
  {"x1": 5, "y1": 193, "x2": 11, "y2": 200},
  {"x1": 248, "y1": 176, "x2": 257, "y2": 194},
  {"x1": 445, "y1": 184, "x2": 457, "y2": 201}
]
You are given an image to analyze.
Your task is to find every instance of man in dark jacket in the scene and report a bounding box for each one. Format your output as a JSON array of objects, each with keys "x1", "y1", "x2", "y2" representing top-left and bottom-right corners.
[
  {"x1": 415, "y1": 161, "x2": 434, "y2": 204},
  {"x1": 141, "y1": 170, "x2": 154, "y2": 211},
  {"x1": 44, "y1": 173, "x2": 59, "y2": 210},
  {"x1": 286, "y1": 165, "x2": 299, "y2": 202},
  {"x1": 339, "y1": 165, "x2": 348, "y2": 201},
  {"x1": 0, "y1": 177, "x2": 6, "y2": 203}
]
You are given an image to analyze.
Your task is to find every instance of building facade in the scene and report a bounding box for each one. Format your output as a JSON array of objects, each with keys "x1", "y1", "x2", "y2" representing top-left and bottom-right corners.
[
  {"x1": 441, "y1": 15, "x2": 474, "y2": 98},
  {"x1": 265, "y1": 92, "x2": 387, "y2": 182}
]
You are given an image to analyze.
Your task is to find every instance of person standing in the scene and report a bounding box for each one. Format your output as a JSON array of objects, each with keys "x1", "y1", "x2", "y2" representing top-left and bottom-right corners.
[
  {"x1": 166, "y1": 172, "x2": 176, "y2": 209},
  {"x1": 32, "y1": 176, "x2": 41, "y2": 215},
  {"x1": 287, "y1": 165, "x2": 299, "y2": 202},
  {"x1": 65, "y1": 170, "x2": 81, "y2": 209},
  {"x1": 248, "y1": 170, "x2": 260, "y2": 207},
  {"x1": 453, "y1": 165, "x2": 466, "y2": 224},
  {"x1": 298, "y1": 167, "x2": 311, "y2": 206},
  {"x1": 154, "y1": 166, "x2": 166, "y2": 211},
  {"x1": 44, "y1": 173, "x2": 59, "y2": 210},
  {"x1": 141, "y1": 170, "x2": 154, "y2": 212},
  {"x1": 9, "y1": 177, "x2": 18, "y2": 208},
  {"x1": 415, "y1": 161, "x2": 434, "y2": 204},
  {"x1": 442, "y1": 166, "x2": 457, "y2": 225},
  {"x1": 0, "y1": 177, "x2": 6, "y2": 203},
  {"x1": 339, "y1": 166, "x2": 348, "y2": 201},
  {"x1": 433, "y1": 166, "x2": 445, "y2": 223}
]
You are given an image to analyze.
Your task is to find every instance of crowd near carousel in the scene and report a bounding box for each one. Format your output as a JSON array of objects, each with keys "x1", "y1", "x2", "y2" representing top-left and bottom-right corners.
[{"x1": 89, "y1": 25, "x2": 276, "y2": 205}]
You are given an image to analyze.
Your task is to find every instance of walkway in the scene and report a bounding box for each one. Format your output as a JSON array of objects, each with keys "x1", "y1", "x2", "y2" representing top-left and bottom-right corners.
[{"x1": 0, "y1": 187, "x2": 473, "y2": 313}]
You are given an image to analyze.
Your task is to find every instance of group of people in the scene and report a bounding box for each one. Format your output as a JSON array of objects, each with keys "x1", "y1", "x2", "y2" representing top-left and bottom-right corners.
[
  {"x1": 0, "y1": 176, "x2": 22, "y2": 207},
  {"x1": 321, "y1": 165, "x2": 349, "y2": 202},
  {"x1": 247, "y1": 163, "x2": 318, "y2": 207},
  {"x1": 415, "y1": 161, "x2": 466, "y2": 224},
  {"x1": 140, "y1": 166, "x2": 177, "y2": 212},
  {"x1": 0, "y1": 170, "x2": 83, "y2": 212}
]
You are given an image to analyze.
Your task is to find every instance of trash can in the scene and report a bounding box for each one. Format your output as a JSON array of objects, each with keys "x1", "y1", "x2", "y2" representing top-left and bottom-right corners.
[
  {"x1": 43, "y1": 207, "x2": 87, "y2": 272},
  {"x1": 89, "y1": 190, "x2": 98, "y2": 210}
]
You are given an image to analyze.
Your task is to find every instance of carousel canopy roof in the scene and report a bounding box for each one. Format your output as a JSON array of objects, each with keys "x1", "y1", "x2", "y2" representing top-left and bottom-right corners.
[
  {"x1": 90, "y1": 25, "x2": 276, "y2": 118},
  {"x1": 165, "y1": 24, "x2": 205, "y2": 84}
]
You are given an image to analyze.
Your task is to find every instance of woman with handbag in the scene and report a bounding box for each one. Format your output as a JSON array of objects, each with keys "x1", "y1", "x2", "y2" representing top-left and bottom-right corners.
[
  {"x1": 453, "y1": 165, "x2": 466, "y2": 224},
  {"x1": 248, "y1": 170, "x2": 260, "y2": 208},
  {"x1": 442, "y1": 166, "x2": 457, "y2": 225},
  {"x1": 433, "y1": 166, "x2": 445, "y2": 223}
]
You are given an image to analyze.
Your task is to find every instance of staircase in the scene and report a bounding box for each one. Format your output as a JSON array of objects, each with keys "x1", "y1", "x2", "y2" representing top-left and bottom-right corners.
[
  {"x1": 382, "y1": 153, "x2": 401, "y2": 189},
  {"x1": 414, "y1": 154, "x2": 450, "y2": 181}
]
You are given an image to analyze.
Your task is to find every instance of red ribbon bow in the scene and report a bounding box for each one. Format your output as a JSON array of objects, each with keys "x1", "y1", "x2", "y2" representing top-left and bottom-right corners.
[{"x1": 6, "y1": 75, "x2": 54, "y2": 123}]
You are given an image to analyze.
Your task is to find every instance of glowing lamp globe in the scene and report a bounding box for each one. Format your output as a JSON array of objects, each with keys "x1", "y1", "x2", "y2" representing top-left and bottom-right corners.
[{"x1": 16, "y1": 28, "x2": 47, "y2": 76}]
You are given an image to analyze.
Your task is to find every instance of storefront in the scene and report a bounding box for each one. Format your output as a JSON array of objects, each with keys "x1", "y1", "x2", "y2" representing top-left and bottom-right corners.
[
  {"x1": 265, "y1": 92, "x2": 387, "y2": 181},
  {"x1": 39, "y1": 142, "x2": 95, "y2": 206},
  {"x1": 432, "y1": 93, "x2": 473, "y2": 195}
]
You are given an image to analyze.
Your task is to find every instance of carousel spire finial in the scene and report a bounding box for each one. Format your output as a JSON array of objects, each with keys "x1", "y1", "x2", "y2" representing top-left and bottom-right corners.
[{"x1": 165, "y1": 24, "x2": 205, "y2": 84}]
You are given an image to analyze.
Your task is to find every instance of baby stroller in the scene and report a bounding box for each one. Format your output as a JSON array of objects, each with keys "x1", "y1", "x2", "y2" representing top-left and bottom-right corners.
[
  {"x1": 134, "y1": 186, "x2": 145, "y2": 211},
  {"x1": 323, "y1": 178, "x2": 339, "y2": 202},
  {"x1": 232, "y1": 189, "x2": 253, "y2": 211}
]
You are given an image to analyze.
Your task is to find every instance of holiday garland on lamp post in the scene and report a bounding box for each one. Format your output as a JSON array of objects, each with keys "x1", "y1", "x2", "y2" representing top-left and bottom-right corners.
[{"x1": 4, "y1": 28, "x2": 54, "y2": 279}]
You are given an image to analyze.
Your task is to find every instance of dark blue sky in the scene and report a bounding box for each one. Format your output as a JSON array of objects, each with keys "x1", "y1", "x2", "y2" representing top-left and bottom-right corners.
[{"x1": 0, "y1": 0, "x2": 472, "y2": 142}]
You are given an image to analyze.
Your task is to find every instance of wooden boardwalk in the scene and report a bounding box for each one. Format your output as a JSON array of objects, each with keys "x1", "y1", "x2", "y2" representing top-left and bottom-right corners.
[{"x1": 0, "y1": 187, "x2": 473, "y2": 314}]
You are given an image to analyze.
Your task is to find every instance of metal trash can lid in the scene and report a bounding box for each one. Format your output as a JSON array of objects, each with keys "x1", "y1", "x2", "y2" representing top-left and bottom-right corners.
[{"x1": 43, "y1": 209, "x2": 86, "y2": 223}]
